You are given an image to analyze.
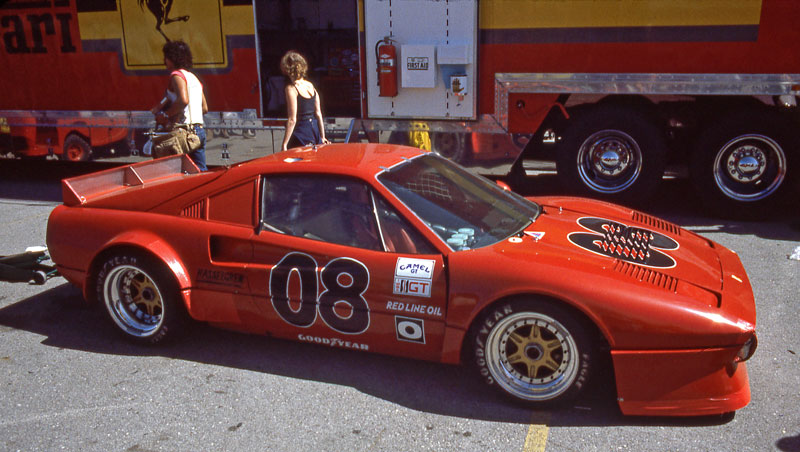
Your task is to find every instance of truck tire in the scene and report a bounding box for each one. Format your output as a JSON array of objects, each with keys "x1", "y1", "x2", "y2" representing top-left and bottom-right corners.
[
  {"x1": 433, "y1": 132, "x2": 469, "y2": 164},
  {"x1": 556, "y1": 106, "x2": 667, "y2": 204},
  {"x1": 470, "y1": 299, "x2": 595, "y2": 406},
  {"x1": 690, "y1": 112, "x2": 797, "y2": 217},
  {"x1": 61, "y1": 134, "x2": 91, "y2": 162}
]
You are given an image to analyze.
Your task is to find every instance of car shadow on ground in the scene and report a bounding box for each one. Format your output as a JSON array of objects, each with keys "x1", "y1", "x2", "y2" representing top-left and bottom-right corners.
[{"x1": 0, "y1": 282, "x2": 737, "y2": 428}]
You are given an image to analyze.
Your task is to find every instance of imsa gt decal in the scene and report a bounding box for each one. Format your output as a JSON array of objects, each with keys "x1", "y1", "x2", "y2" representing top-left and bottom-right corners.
[{"x1": 568, "y1": 217, "x2": 679, "y2": 268}]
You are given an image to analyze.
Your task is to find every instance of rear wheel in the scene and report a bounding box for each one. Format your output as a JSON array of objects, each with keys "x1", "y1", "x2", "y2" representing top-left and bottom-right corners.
[
  {"x1": 61, "y1": 134, "x2": 91, "y2": 162},
  {"x1": 690, "y1": 112, "x2": 797, "y2": 217},
  {"x1": 557, "y1": 106, "x2": 667, "y2": 205},
  {"x1": 95, "y1": 252, "x2": 185, "y2": 345},
  {"x1": 471, "y1": 300, "x2": 595, "y2": 405}
]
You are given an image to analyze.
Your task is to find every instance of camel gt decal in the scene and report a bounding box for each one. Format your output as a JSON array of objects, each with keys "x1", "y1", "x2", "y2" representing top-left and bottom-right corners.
[{"x1": 567, "y1": 217, "x2": 679, "y2": 268}]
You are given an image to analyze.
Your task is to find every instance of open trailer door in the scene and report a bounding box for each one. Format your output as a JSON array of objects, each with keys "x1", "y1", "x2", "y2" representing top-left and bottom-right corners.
[{"x1": 253, "y1": 0, "x2": 362, "y2": 118}]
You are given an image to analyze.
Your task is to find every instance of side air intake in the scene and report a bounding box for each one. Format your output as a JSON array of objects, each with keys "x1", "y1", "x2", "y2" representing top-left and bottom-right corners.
[{"x1": 181, "y1": 199, "x2": 206, "y2": 219}]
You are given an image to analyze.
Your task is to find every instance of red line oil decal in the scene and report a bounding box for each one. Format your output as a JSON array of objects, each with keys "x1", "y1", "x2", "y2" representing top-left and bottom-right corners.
[{"x1": 567, "y1": 217, "x2": 678, "y2": 268}]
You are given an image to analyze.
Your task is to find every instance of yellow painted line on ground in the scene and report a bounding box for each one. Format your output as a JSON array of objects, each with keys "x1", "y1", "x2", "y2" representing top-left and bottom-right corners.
[{"x1": 523, "y1": 412, "x2": 551, "y2": 452}]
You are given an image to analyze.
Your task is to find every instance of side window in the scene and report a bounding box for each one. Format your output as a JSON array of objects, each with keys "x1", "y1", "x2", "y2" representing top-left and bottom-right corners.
[
  {"x1": 261, "y1": 175, "x2": 382, "y2": 251},
  {"x1": 374, "y1": 196, "x2": 437, "y2": 255}
]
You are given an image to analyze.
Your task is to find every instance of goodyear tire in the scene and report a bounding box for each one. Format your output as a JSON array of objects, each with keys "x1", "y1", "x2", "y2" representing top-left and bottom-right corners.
[
  {"x1": 690, "y1": 111, "x2": 798, "y2": 218},
  {"x1": 471, "y1": 300, "x2": 594, "y2": 405},
  {"x1": 62, "y1": 134, "x2": 91, "y2": 162},
  {"x1": 557, "y1": 106, "x2": 667, "y2": 205},
  {"x1": 95, "y1": 252, "x2": 185, "y2": 345}
]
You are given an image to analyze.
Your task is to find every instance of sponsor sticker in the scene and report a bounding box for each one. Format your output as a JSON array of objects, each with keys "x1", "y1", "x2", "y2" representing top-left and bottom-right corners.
[
  {"x1": 297, "y1": 334, "x2": 369, "y2": 350},
  {"x1": 395, "y1": 258, "x2": 434, "y2": 279},
  {"x1": 386, "y1": 301, "x2": 443, "y2": 317},
  {"x1": 525, "y1": 231, "x2": 545, "y2": 241},
  {"x1": 395, "y1": 316, "x2": 425, "y2": 344},
  {"x1": 393, "y1": 277, "x2": 431, "y2": 297},
  {"x1": 196, "y1": 268, "x2": 245, "y2": 288}
]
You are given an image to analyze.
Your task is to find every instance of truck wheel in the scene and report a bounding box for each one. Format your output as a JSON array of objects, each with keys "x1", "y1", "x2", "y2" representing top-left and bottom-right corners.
[
  {"x1": 433, "y1": 132, "x2": 469, "y2": 163},
  {"x1": 557, "y1": 106, "x2": 667, "y2": 204},
  {"x1": 470, "y1": 300, "x2": 594, "y2": 406},
  {"x1": 690, "y1": 112, "x2": 797, "y2": 217},
  {"x1": 95, "y1": 252, "x2": 185, "y2": 345},
  {"x1": 62, "y1": 134, "x2": 91, "y2": 161}
]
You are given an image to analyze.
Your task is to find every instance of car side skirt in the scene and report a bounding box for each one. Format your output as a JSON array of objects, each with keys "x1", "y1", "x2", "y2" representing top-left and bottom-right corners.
[{"x1": 612, "y1": 347, "x2": 750, "y2": 416}]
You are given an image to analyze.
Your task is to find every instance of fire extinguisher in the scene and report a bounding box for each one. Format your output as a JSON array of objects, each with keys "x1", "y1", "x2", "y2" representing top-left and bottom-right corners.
[{"x1": 375, "y1": 37, "x2": 398, "y2": 97}]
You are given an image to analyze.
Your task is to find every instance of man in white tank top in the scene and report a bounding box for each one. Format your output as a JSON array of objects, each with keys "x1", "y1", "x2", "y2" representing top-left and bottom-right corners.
[{"x1": 151, "y1": 40, "x2": 209, "y2": 171}]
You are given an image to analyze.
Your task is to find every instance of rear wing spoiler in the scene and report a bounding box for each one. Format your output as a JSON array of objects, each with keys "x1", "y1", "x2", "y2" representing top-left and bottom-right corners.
[{"x1": 61, "y1": 154, "x2": 200, "y2": 206}]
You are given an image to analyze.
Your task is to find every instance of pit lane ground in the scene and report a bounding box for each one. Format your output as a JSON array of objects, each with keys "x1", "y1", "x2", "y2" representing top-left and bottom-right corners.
[{"x1": 0, "y1": 160, "x2": 798, "y2": 452}]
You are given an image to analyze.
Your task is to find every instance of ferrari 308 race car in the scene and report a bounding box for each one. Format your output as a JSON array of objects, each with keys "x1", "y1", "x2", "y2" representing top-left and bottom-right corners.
[{"x1": 46, "y1": 144, "x2": 757, "y2": 416}]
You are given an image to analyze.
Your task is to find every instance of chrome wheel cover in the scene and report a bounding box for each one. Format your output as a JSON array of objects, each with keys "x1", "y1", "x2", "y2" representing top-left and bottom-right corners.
[
  {"x1": 577, "y1": 130, "x2": 642, "y2": 194},
  {"x1": 103, "y1": 265, "x2": 164, "y2": 338},
  {"x1": 713, "y1": 134, "x2": 787, "y2": 202},
  {"x1": 485, "y1": 312, "x2": 580, "y2": 401}
]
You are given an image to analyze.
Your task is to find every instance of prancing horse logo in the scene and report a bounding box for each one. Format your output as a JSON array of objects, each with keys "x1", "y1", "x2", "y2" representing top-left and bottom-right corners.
[
  {"x1": 567, "y1": 217, "x2": 679, "y2": 268},
  {"x1": 139, "y1": 0, "x2": 190, "y2": 41}
]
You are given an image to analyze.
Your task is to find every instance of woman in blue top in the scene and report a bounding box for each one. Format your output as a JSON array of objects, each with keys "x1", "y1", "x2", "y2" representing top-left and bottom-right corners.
[{"x1": 280, "y1": 50, "x2": 329, "y2": 151}]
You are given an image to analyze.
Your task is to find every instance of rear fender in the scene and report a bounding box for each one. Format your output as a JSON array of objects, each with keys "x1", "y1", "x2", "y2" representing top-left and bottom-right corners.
[{"x1": 86, "y1": 230, "x2": 191, "y2": 301}]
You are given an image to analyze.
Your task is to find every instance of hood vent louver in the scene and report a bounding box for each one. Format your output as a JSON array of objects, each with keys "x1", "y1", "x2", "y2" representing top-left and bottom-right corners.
[
  {"x1": 181, "y1": 199, "x2": 206, "y2": 219},
  {"x1": 613, "y1": 260, "x2": 677, "y2": 292},
  {"x1": 631, "y1": 211, "x2": 681, "y2": 236}
]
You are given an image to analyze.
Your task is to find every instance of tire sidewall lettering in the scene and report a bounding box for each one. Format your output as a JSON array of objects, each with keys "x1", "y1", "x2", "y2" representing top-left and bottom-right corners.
[
  {"x1": 96, "y1": 254, "x2": 136, "y2": 302},
  {"x1": 473, "y1": 304, "x2": 512, "y2": 386}
]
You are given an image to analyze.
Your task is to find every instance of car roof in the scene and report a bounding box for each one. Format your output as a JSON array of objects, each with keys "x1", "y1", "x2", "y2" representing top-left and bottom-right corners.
[{"x1": 232, "y1": 143, "x2": 429, "y2": 179}]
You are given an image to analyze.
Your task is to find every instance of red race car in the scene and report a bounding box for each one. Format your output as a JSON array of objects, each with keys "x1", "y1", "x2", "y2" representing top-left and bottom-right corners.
[{"x1": 46, "y1": 144, "x2": 757, "y2": 416}]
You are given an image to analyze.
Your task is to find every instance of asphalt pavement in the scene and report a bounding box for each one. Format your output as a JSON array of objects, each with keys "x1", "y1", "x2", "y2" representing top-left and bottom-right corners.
[{"x1": 0, "y1": 160, "x2": 798, "y2": 452}]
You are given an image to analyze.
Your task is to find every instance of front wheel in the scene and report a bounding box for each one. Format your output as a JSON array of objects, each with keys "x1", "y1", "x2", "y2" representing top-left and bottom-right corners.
[
  {"x1": 690, "y1": 112, "x2": 797, "y2": 217},
  {"x1": 95, "y1": 252, "x2": 185, "y2": 345},
  {"x1": 471, "y1": 300, "x2": 595, "y2": 405}
]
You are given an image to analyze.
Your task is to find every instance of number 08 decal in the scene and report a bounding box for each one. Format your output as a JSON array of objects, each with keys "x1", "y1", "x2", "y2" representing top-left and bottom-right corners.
[{"x1": 270, "y1": 252, "x2": 371, "y2": 335}]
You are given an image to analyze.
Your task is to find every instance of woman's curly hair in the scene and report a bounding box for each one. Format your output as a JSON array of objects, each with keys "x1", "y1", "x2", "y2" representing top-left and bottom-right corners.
[
  {"x1": 280, "y1": 51, "x2": 308, "y2": 82},
  {"x1": 163, "y1": 40, "x2": 193, "y2": 69}
]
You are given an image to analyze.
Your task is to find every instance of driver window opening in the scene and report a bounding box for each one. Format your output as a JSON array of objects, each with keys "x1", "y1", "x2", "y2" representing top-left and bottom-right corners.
[
  {"x1": 260, "y1": 175, "x2": 382, "y2": 251},
  {"x1": 259, "y1": 174, "x2": 437, "y2": 254}
]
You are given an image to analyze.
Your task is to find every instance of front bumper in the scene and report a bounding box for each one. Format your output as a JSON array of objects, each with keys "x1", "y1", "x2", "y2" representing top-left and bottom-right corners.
[{"x1": 612, "y1": 345, "x2": 751, "y2": 416}]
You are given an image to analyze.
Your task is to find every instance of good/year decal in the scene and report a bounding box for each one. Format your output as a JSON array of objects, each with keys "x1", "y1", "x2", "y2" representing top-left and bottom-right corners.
[
  {"x1": 269, "y1": 252, "x2": 370, "y2": 335},
  {"x1": 567, "y1": 217, "x2": 679, "y2": 268}
]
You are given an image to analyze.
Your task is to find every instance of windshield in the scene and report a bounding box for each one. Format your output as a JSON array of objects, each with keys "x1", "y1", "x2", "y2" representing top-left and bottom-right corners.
[{"x1": 377, "y1": 155, "x2": 540, "y2": 250}]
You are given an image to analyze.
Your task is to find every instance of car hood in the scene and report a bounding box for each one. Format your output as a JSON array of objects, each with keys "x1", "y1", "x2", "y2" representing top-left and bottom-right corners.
[{"x1": 506, "y1": 196, "x2": 723, "y2": 292}]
